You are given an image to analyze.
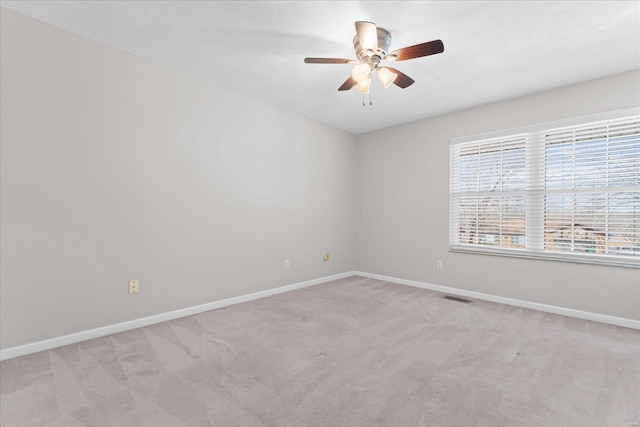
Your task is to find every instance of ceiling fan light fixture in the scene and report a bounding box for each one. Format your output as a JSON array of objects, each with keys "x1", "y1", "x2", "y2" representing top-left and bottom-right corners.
[
  {"x1": 354, "y1": 76, "x2": 371, "y2": 94},
  {"x1": 304, "y1": 21, "x2": 444, "y2": 95},
  {"x1": 351, "y1": 63, "x2": 371, "y2": 83},
  {"x1": 377, "y1": 67, "x2": 398, "y2": 88}
]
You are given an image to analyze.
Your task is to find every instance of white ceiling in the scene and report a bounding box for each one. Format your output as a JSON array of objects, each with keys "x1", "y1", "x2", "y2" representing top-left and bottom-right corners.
[{"x1": 2, "y1": 1, "x2": 639, "y2": 134}]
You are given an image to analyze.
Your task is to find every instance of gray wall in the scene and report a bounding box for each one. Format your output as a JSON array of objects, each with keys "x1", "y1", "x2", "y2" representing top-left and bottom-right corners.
[
  {"x1": 0, "y1": 9, "x2": 357, "y2": 349},
  {"x1": 356, "y1": 69, "x2": 640, "y2": 321}
]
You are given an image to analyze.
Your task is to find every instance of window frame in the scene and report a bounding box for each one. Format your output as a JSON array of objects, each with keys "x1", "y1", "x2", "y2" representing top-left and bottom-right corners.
[{"x1": 449, "y1": 107, "x2": 640, "y2": 269}]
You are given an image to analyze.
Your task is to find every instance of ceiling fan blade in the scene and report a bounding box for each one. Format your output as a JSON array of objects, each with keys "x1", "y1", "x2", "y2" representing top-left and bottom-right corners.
[
  {"x1": 338, "y1": 76, "x2": 357, "y2": 91},
  {"x1": 387, "y1": 39, "x2": 444, "y2": 61},
  {"x1": 384, "y1": 67, "x2": 415, "y2": 88},
  {"x1": 304, "y1": 58, "x2": 355, "y2": 64},
  {"x1": 355, "y1": 21, "x2": 378, "y2": 54}
]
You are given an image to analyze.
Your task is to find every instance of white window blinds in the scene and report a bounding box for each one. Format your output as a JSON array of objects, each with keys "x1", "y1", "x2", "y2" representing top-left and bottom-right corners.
[{"x1": 450, "y1": 111, "x2": 640, "y2": 267}]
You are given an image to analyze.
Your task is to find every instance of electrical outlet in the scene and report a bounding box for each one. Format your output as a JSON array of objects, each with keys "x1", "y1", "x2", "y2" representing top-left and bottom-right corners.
[
  {"x1": 128, "y1": 280, "x2": 139, "y2": 294},
  {"x1": 284, "y1": 259, "x2": 290, "y2": 270},
  {"x1": 436, "y1": 260, "x2": 443, "y2": 270},
  {"x1": 323, "y1": 252, "x2": 330, "y2": 262}
]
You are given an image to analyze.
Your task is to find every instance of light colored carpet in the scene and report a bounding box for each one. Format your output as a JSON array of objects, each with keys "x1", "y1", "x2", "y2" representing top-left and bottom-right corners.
[{"x1": 1, "y1": 276, "x2": 638, "y2": 426}]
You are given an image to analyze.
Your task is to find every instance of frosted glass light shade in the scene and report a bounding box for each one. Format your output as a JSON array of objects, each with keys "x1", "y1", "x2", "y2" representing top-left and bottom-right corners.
[
  {"x1": 377, "y1": 67, "x2": 398, "y2": 88},
  {"x1": 354, "y1": 77, "x2": 371, "y2": 94},
  {"x1": 351, "y1": 63, "x2": 371, "y2": 83}
]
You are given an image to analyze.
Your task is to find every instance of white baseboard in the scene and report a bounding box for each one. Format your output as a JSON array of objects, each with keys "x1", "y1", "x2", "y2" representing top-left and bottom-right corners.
[
  {"x1": 354, "y1": 271, "x2": 640, "y2": 330},
  {"x1": 0, "y1": 271, "x2": 357, "y2": 361},
  {"x1": 3, "y1": 270, "x2": 637, "y2": 361}
]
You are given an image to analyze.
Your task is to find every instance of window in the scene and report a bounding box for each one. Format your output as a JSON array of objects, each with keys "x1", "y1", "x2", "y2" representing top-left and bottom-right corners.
[{"x1": 450, "y1": 109, "x2": 640, "y2": 268}]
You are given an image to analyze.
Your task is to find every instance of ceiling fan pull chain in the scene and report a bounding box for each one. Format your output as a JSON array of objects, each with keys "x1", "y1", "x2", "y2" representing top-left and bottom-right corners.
[{"x1": 362, "y1": 93, "x2": 365, "y2": 107}]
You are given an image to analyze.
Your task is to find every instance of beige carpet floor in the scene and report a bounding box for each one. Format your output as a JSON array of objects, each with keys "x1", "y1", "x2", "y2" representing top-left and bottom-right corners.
[{"x1": 1, "y1": 276, "x2": 639, "y2": 426}]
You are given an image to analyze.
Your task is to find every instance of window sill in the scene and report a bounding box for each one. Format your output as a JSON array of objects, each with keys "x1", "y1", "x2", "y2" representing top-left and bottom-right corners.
[{"x1": 448, "y1": 245, "x2": 639, "y2": 269}]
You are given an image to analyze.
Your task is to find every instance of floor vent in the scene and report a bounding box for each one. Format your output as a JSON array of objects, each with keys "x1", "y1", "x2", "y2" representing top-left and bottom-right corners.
[{"x1": 443, "y1": 295, "x2": 472, "y2": 304}]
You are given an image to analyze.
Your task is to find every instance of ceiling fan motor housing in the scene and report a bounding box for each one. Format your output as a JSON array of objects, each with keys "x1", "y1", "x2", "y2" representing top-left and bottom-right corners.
[{"x1": 353, "y1": 27, "x2": 392, "y2": 63}]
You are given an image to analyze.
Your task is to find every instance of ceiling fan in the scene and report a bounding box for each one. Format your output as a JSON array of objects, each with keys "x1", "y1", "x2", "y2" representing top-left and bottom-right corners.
[{"x1": 304, "y1": 21, "x2": 444, "y2": 94}]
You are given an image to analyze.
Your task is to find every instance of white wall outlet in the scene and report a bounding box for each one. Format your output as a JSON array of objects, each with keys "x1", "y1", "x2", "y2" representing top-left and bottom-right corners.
[
  {"x1": 128, "y1": 280, "x2": 139, "y2": 294},
  {"x1": 323, "y1": 252, "x2": 330, "y2": 262},
  {"x1": 284, "y1": 259, "x2": 290, "y2": 270},
  {"x1": 436, "y1": 260, "x2": 443, "y2": 270}
]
